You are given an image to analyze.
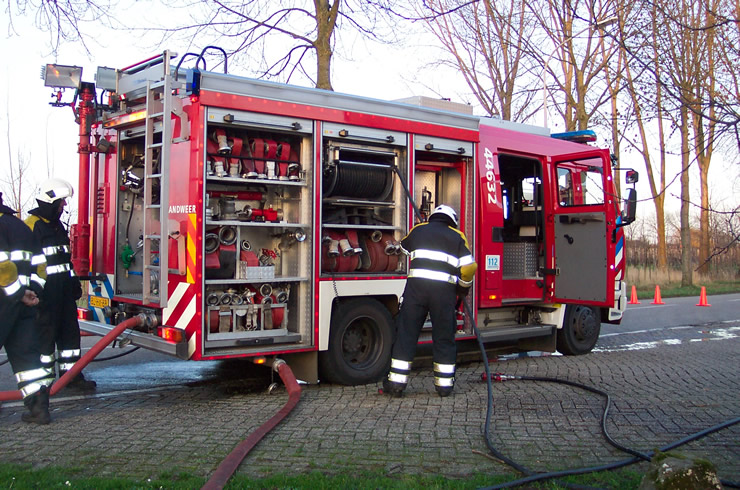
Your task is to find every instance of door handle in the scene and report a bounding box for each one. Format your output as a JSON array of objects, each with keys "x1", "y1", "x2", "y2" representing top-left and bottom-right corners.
[{"x1": 564, "y1": 234, "x2": 574, "y2": 244}]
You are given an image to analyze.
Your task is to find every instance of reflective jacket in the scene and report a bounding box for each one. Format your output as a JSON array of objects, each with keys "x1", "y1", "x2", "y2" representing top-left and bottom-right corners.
[
  {"x1": 399, "y1": 217, "x2": 477, "y2": 287},
  {"x1": 25, "y1": 213, "x2": 75, "y2": 281},
  {"x1": 0, "y1": 204, "x2": 46, "y2": 305}
]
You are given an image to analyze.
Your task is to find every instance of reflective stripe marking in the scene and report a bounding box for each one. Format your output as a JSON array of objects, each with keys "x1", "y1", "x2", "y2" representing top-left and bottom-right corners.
[
  {"x1": 20, "y1": 378, "x2": 53, "y2": 398},
  {"x1": 390, "y1": 359, "x2": 412, "y2": 371},
  {"x1": 408, "y1": 269, "x2": 458, "y2": 284},
  {"x1": 7, "y1": 250, "x2": 32, "y2": 261},
  {"x1": 459, "y1": 254, "x2": 475, "y2": 266},
  {"x1": 31, "y1": 254, "x2": 47, "y2": 265},
  {"x1": 30, "y1": 274, "x2": 46, "y2": 288},
  {"x1": 434, "y1": 363, "x2": 455, "y2": 374},
  {"x1": 409, "y1": 249, "x2": 462, "y2": 267},
  {"x1": 42, "y1": 245, "x2": 70, "y2": 255},
  {"x1": 46, "y1": 263, "x2": 72, "y2": 274},
  {"x1": 58, "y1": 362, "x2": 76, "y2": 371},
  {"x1": 0, "y1": 251, "x2": 7, "y2": 261},
  {"x1": 3, "y1": 279, "x2": 22, "y2": 296},
  {"x1": 18, "y1": 275, "x2": 30, "y2": 286},
  {"x1": 434, "y1": 377, "x2": 455, "y2": 387},
  {"x1": 388, "y1": 372, "x2": 408, "y2": 384},
  {"x1": 458, "y1": 278, "x2": 473, "y2": 287},
  {"x1": 15, "y1": 367, "x2": 50, "y2": 383},
  {"x1": 40, "y1": 354, "x2": 56, "y2": 363},
  {"x1": 58, "y1": 349, "x2": 81, "y2": 358}
]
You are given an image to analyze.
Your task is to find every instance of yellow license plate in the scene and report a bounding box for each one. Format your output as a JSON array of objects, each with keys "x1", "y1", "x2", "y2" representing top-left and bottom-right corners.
[{"x1": 89, "y1": 296, "x2": 111, "y2": 308}]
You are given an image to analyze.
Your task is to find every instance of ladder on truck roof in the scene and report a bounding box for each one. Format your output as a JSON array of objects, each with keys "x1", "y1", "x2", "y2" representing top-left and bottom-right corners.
[{"x1": 140, "y1": 50, "x2": 189, "y2": 307}]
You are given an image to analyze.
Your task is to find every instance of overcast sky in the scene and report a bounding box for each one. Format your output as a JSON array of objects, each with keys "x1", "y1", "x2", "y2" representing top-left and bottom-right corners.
[{"x1": 1, "y1": 5, "x2": 737, "y2": 222}]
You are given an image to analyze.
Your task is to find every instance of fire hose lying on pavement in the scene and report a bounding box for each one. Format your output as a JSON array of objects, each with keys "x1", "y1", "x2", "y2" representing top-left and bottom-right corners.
[
  {"x1": 0, "y1": 313, "x2": 302, "y2": 490},
  {"x1": 0, "y1": 315, "x2": 146, "y2": 402}
]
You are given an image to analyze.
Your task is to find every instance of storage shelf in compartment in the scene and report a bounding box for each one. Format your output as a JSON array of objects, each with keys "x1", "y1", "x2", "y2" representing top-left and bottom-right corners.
[
  {"x1": 323, "y1": 198, "x2": 394, "y2": 207},
  {"x1": 206, "y1": 175, "x2": 306, "y2": 186},
  {"x1": 205, "y1": 219, "x2": 308, "y2": 228},
  {"x1": 204, "y1": 332, "x2": 302, "y2": 349},
  {"x1": 322, "y1": 223, "x2": 399, "y2": 231},
  {"x1": 205, "y1": 276, "x2": 308, "y2": 285},
  {"x1": 207, "y1": 327, "x2": 288, "y2": 341}
]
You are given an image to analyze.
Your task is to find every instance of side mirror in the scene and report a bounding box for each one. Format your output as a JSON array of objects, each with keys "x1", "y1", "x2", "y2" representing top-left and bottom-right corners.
[
  {"x1": 619, "y1": 188, "x2": 636, "y2": 226},
  {"x1": 626, "y1": 170, "x2": 639, "y2": 184}
]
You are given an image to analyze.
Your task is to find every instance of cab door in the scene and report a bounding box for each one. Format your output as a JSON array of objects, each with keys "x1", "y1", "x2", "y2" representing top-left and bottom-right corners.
[{"x1": 551, "y1": 149, "x2": 613, "y2": 306}]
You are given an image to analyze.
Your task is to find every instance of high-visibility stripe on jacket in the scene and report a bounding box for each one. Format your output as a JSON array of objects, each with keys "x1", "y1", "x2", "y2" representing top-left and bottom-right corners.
[
  {"x1": 0, "y1": 212, "x2": 46, "y2": 304},
  {"x1": 25, "y1": 214, "x2": 74, "y2": 279},
  {"x1": 399, "y1": 220, "x2": 477, "y2": 287}
]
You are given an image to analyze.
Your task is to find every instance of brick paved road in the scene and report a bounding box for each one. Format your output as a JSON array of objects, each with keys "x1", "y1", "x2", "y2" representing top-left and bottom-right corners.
[{"x1": 1, "y1": 321, "x2": 738, "y2": 485}]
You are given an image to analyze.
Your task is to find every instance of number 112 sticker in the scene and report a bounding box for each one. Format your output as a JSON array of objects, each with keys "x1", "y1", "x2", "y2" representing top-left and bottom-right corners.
[{"x1": 485, "y1": 255, "x2": 500, "y2": 271}]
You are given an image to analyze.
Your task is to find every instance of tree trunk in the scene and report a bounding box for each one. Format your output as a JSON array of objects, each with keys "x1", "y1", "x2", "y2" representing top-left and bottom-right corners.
[
  {"x1": 679, "y1": 106, "x2": 693, "y2": 287},
  {"x1": 313, "y1": 0, "x2": 339, "y2": 90}
]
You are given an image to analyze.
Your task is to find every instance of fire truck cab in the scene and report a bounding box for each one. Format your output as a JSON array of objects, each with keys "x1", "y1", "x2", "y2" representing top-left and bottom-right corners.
[{"x1": 43, "y1": 50, "x2": 636, "y2": 385}]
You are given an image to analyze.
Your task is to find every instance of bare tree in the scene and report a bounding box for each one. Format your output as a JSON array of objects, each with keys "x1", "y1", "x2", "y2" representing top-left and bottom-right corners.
[
  {"x1": 533, "y1": 0, "x2": 621, "y2": 130},
  {"x1": 414, "y1": 0, "x2": 539, "y2": 120},
  {"x1": 5, "y1": 0, "x2": 118, "y2": 55},
  {"x1": 153, "y1": 0, "x2": 405, "y2": 90}
]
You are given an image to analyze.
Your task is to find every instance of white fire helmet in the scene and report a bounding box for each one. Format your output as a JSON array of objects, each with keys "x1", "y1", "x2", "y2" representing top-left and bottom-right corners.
[
  {"x1": 430, "y1": 204, "x2": 458, "y2": 227},
  {"x1": 37, "y1": 178, "x2": 74, "y2": 204}
]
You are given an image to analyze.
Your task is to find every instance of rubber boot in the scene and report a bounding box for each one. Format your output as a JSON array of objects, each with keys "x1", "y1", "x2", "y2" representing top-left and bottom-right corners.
[
  {"x1": 382, "y1": 378, "x2": 405, "y2": 398},
  {"x1": 62, "y1": 371, "x2": 97, "y2": 392},
  {"x1": 21, "y1": 386, "x2": 51, "y2": 425},
  {"x1": 435, "y1": 385, "x2": 453, "y2": 398}
]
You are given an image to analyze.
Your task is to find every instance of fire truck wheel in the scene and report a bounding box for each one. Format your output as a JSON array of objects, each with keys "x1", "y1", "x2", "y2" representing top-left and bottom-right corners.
[
  {"x1": 318, "y1": 298, "x2": 393, "y2": 386},
  {"x1": 556, "y1": 304, "x2": 601, "y2": 355}
]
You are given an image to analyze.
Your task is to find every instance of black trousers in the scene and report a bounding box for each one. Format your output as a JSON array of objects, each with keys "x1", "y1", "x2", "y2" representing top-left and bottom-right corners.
[
  {"x1": 0, "y1": 302, "x2": 46, "y2": 396},
  {"x1": 391, "y1": 278, "x2": 457, "y2": 365},
  {"x1": 38, "y1": 290, "x2": 81, "y2": 373}
]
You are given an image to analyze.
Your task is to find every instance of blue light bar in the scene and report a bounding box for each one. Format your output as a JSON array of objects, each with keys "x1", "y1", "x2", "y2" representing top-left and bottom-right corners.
[{"x1": 551, "y1": 130, "x2": 597, "y2": 143}]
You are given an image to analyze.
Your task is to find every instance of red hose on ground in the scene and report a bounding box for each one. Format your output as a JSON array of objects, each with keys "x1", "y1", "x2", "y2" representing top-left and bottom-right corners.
[
  {"x1": 201, "y1": 359, "x2": 302, "y2": 490},
  {"x1": 0, "y1": 315, "x2": 145, "y2": 402}
]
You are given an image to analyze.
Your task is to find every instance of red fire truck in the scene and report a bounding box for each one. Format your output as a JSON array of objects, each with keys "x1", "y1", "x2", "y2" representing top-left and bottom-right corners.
[{"x1": 43, "y1": 49, "x2": 636, "y2": 385}]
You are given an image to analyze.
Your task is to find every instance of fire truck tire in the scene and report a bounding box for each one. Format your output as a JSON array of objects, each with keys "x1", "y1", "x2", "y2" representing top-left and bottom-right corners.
[
  {"x1": 318, "y1": 298, "x2": 393, "y2": 386},
  {"x1": 556, "y1": 305, "x2": 601, "y2": 355}
]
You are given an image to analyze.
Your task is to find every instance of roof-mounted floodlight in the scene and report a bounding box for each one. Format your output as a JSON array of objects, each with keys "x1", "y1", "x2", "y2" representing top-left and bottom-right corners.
[
  {"x1": 42, "y1": 64, "x2": 83, "y2": 89},
  {"x1": 95, "y1": 66, "x2": 117, "y2": 92},
  {"x1": 96, "y1": 67, "x2": 117, "y2": 91}
]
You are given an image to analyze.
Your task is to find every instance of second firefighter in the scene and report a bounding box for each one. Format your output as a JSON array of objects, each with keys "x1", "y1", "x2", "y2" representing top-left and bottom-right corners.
[
  {"x1": 25, "y1": 178, "x2": 96, "y2": 391},
  {"x1": 383, "y1": 204, "x2": 477, "y2": 397}
]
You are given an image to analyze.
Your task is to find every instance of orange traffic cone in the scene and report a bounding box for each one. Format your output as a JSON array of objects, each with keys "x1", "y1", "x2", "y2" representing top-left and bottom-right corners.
[
  {"x1": 651, "y1": 285, "x2": 664, "y2": 305},
  {"x1": 628, "y1": 285, "x2": 640, "y2": 304},
  {"x1": 696, "y1": 286, "x2": 711, "y2": 307}
]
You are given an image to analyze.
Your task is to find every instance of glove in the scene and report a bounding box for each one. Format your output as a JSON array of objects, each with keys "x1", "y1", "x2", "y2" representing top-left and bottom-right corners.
[
  {"x1": 455, "y1": 285, "x2": 471, "y2": 310},
  {"x1": 71, "y1": 276, "x2": 83, "y2": 300}
]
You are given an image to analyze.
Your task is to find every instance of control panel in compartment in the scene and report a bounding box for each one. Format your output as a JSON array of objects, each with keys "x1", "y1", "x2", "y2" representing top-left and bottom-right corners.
[
  {"x1": 203, "y1": 108, "x2": 313, "y2": 349},
  {"x1": 320, "y1": 123, "x2": 408, "y2": 275}
]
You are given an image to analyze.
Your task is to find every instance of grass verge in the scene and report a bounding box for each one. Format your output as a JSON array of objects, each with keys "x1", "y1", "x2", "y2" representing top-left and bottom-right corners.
[
  {"x1": 633, "y1": 281, "x2": 740, "y2": 299},
  {"x1": 0, "y1": 463, "x2": 645, "y2": 489}
]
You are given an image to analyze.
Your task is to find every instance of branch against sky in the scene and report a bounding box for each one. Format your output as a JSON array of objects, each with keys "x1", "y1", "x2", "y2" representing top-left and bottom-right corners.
[
  {"x1": 148, "y1": 0, "x2": 404, "y2": 90},
  {"x1": 5, "y1": 0, "x2": 120, "y2": 56}
]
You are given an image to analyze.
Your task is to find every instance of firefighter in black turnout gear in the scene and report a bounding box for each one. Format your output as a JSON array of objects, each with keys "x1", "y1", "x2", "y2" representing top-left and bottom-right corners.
[
  {"x1": 25, "y1": 179, "x2": 96, "y2": 392},
  {"x1": 383, "y1": 205, "x2": 477, "y2": 397},
  {"x1": 0, "y1": 192, "x2": 55, "y2": 423}
]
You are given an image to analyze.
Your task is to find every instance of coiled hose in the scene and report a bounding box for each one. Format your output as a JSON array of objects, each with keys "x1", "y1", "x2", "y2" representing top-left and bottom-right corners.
[{"x1": 464, "y1": 301, "x2": 740, "y2": 489}]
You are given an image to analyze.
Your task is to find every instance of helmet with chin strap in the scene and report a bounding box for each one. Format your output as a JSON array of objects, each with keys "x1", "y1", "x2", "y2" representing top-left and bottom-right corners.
[
  {"x1": 430, "y1": 204, "x2": 458, "y2": 227},
  {"x1": 37, "y1": 178, "x2": 74, "y2": 204}
]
